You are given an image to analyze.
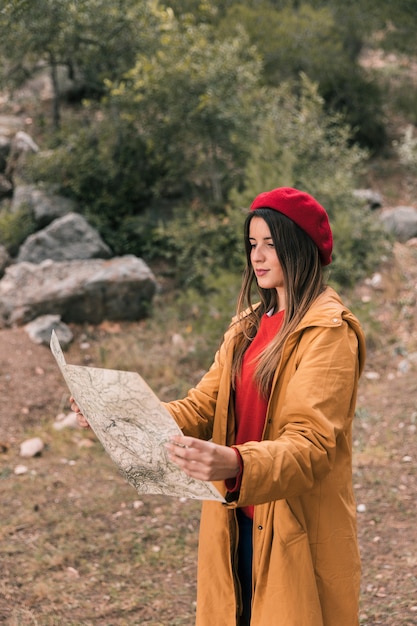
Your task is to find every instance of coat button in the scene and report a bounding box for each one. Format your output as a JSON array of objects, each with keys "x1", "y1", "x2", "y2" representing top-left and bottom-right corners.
[{"x1": 257, "y1": 525, "x2": 263, "y2": 530}]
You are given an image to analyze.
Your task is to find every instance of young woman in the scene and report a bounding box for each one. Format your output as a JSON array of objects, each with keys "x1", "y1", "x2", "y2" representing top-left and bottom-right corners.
[{"x1": 74, "y1": 187, "x2": 365, "y2": 626}]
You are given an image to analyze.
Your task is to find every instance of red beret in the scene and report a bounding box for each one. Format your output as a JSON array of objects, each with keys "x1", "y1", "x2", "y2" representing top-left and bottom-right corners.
[{"x1": 250, "y1": 187, "x2": 333, "y2": 266}]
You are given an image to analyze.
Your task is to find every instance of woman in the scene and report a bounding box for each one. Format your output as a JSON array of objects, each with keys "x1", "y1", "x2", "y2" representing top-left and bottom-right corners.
[{"x1": 74, "y1": 187, "x2": 365, "y2": 626}]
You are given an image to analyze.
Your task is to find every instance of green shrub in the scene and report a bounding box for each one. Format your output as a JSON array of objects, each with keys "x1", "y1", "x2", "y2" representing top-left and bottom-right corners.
[
  {"x1": 389, "y1": 81, "x2": 417, "y2": 127},
  {"x1": 217, "y1": 3, "x2": 387, "y2": 153},
  {"x1": 320, "y1": 67, "x2": 387, "y2": 153},
  {"x1": 141, "y1": 203, "x2": 246, "y2": 292},
  {"x1": 25, "y1": 117, "x2": 161, "y2": 253},
  {"x1": 23, "y1": 75, "x2": 389, "y2": 298},
  {"x1": 394, "y1": 125, "x2": 417, "y2": 170},
  {"x1": 0, "y1": 206, "x2": 36, "y2": 256},
  {"x1": 329, "y1": 204, "x2": 392, "y2": 289}
]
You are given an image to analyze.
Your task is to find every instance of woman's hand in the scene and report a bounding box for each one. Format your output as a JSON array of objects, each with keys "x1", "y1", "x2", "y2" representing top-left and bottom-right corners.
[
  {"x1": 165, "y1": 436, "x2": 240, "y2": 482},
  {"x1": 70, "y1": 396, "x2": 90, "y2": 429}
]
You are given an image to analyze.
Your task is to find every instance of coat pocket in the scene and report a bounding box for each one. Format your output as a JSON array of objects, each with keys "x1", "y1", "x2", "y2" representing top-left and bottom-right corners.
[{"x1": 273, "y1": 498, "x2": 306, "y2": 546}]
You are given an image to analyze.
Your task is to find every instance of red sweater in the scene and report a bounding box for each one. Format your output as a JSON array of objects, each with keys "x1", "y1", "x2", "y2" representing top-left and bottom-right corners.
[{"x1": 226, "y1": 309, "x2": 284, "y2": 518}]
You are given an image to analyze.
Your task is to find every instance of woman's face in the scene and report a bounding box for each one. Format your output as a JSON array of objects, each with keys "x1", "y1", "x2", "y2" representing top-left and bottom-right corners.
[{"x1": 249, "y1": 216, "x2": 286, "y2": 307}]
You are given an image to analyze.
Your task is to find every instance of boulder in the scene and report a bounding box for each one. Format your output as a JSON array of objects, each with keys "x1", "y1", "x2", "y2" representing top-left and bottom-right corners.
[
  {"x1": 379, "y1": 206, "x2": 417, "y2": 242},
  {"x1": 0, "y1": 255, "x2": 157, "y2": 327},
  {"x1": 5, "y1": 130, "x2": 39, "y2": 180},
  {"x1": 17, "y1": 212, "x2": 112, "y2": 263},
  {"x1": 24, "y1": 314, "x2": 73, "y2": 348},
  {"x1": 11, "y1": 185, "x2": 77, "y2": 228},
  {"x1": 353, "y1": 188, "x2": 383, "y2": 209},
  {"x1": 19, "y1": 437, "x2": 44, "y2": 458},
  {"x1": 9, "y1": 130, "x2": 39, "y2": 155}
]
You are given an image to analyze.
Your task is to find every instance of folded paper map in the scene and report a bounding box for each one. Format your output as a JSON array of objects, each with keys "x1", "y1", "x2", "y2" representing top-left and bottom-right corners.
[{"x1": 50, "y1": 331, "x2": 225, "y2": 502}]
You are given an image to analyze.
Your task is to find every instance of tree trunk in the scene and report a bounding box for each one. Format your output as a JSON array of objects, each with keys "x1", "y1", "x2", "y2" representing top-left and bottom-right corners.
[
  {"x1": 49, "y1": 51, "x2": 61, "y2": 130},
  {"x1": 209, "y1": 140, "x2": 223, "y2": 205}
]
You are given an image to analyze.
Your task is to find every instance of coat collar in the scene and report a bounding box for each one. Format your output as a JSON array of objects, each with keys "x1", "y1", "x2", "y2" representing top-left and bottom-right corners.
[{"x1": 286, "y1": 286, "x2": 366, "y2": 375}]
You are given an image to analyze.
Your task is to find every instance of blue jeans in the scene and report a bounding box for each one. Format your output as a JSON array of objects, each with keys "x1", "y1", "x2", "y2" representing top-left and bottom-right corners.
[{"x1": 237, "y1": 509, "x2": 253, "y2": 626}]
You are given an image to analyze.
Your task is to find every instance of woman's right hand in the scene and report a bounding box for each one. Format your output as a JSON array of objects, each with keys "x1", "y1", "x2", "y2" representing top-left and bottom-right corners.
[{"x1": 70, "y1": 396, "x2": 90, "y2": 429}]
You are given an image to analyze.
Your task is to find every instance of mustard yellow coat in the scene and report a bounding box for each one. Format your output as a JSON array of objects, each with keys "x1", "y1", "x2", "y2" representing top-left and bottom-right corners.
[{"x1": 164, "y1": 287, "x2": 366, "y2": 626}]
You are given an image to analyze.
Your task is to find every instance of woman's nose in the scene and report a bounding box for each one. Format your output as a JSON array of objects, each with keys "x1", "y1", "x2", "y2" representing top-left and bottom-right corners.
[{"x1": 251, "y1": 246, "x2": 265, "y2": 262}]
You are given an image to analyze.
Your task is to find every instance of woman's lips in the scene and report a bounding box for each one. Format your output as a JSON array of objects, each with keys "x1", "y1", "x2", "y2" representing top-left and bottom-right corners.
[{"x1": 255, "y1": 269, "x2": 269, "y2": 277}]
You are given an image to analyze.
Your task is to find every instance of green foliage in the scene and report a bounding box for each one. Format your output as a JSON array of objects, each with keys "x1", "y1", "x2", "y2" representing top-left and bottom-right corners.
[
  {"x1": 3, "y1": 0, "x2": 399, "y2": 296},
  {"x1": 0, "y1": 0, "x2": 153, "y2": 88},
  {"x1": 155, "y1": 270, "x2": 243, "y2": 367},
  {"x1": 25, "y1": 70, "x2": 389, "y2": 293},
  {"x1": 394, "y1": 125, "x2": 417, "y2": 172},
  {"x1": 117, "y1": 75, "x2": 389, "y2": 293},
  {"x1": 108, "y1": 16, "x2": 262, "y2": 203},
  {"x1": 0, "y1": 0, "x2": 156, "y2": 127},
  {"x1": 365, "y1": 0, "x2": 417, "y2": 56},
  {"x1": 319, "y1": 67, "x2": 387, "y2": 153},
  {"x1": 25, "y1": 8, "x2": 263, "y2": 254},
  {"x1": 0, "y1": 206, "x2": 36, "y2": 256},
  {"x1": 141, "y1": 203, "x2": 246, "y2": 292},
  {"x1": 25, "y1": 117, "x2": 161, "y2": 253},
  {"x1": 230, "y1": 77, "x2": 364, "y2": 205},
  {"x1": 329, "y1": 203, "x2": 391, "y2": 289},
  {"x1": 217, "y1": 1, "x2": 387, "y2": 151},
  {"x1": 388, "y1": 81, "x2": 417, "y2": 127},
  {"x1": 219, "y1": 3, "x2": 345, "y2": 85}
]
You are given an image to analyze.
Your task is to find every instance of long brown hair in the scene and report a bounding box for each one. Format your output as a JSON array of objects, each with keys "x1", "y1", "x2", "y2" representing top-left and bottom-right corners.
[{"x1": 231, "y1": 208, "x2": 326, "y2": 397}]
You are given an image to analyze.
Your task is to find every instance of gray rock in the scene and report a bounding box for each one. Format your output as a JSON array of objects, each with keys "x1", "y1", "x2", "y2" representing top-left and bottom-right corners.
[
  {"x1": 11, "y1": 185, "x2": 77, "y2": 228},
  {"x1": 24, "y1": 314, "x2": 73, "y2": 348},
  {"x1": 380, "y1": 206, "x2": 417, "y2": 242},
  {"x1": 5, "y1": 131, "x2": 39, "y2": 180},
  {"x1": 0, "y1": 255, "x2": 157, "y2": 327},
  {"x1": 10, "y1": 131, "x2": 39, "y2": 155},
  {"x1": 17, "y1": 212, "x2": 112, "y2": 263},
  {"x1": 353, "y1": 188, "x2": 383, "y2": 209},
  {"x1": 20, "y1": 437, "x2": 44, "y2": 458}
]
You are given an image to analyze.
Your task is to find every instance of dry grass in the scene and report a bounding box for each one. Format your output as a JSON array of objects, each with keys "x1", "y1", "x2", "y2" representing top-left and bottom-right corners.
[{"x1": 1, "y1": 425, "x2": 201, "y2": 625}]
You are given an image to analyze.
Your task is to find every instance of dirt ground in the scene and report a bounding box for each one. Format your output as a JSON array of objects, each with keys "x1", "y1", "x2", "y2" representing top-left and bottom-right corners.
[{"x1": 1, "y1": 242, "x2": 417, "y2": 625}]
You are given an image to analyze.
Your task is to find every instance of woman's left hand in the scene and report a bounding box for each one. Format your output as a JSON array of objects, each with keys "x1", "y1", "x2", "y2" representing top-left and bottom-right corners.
[{"x1": 165, "y1": 436, "x2": 240, "y2": 482}]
